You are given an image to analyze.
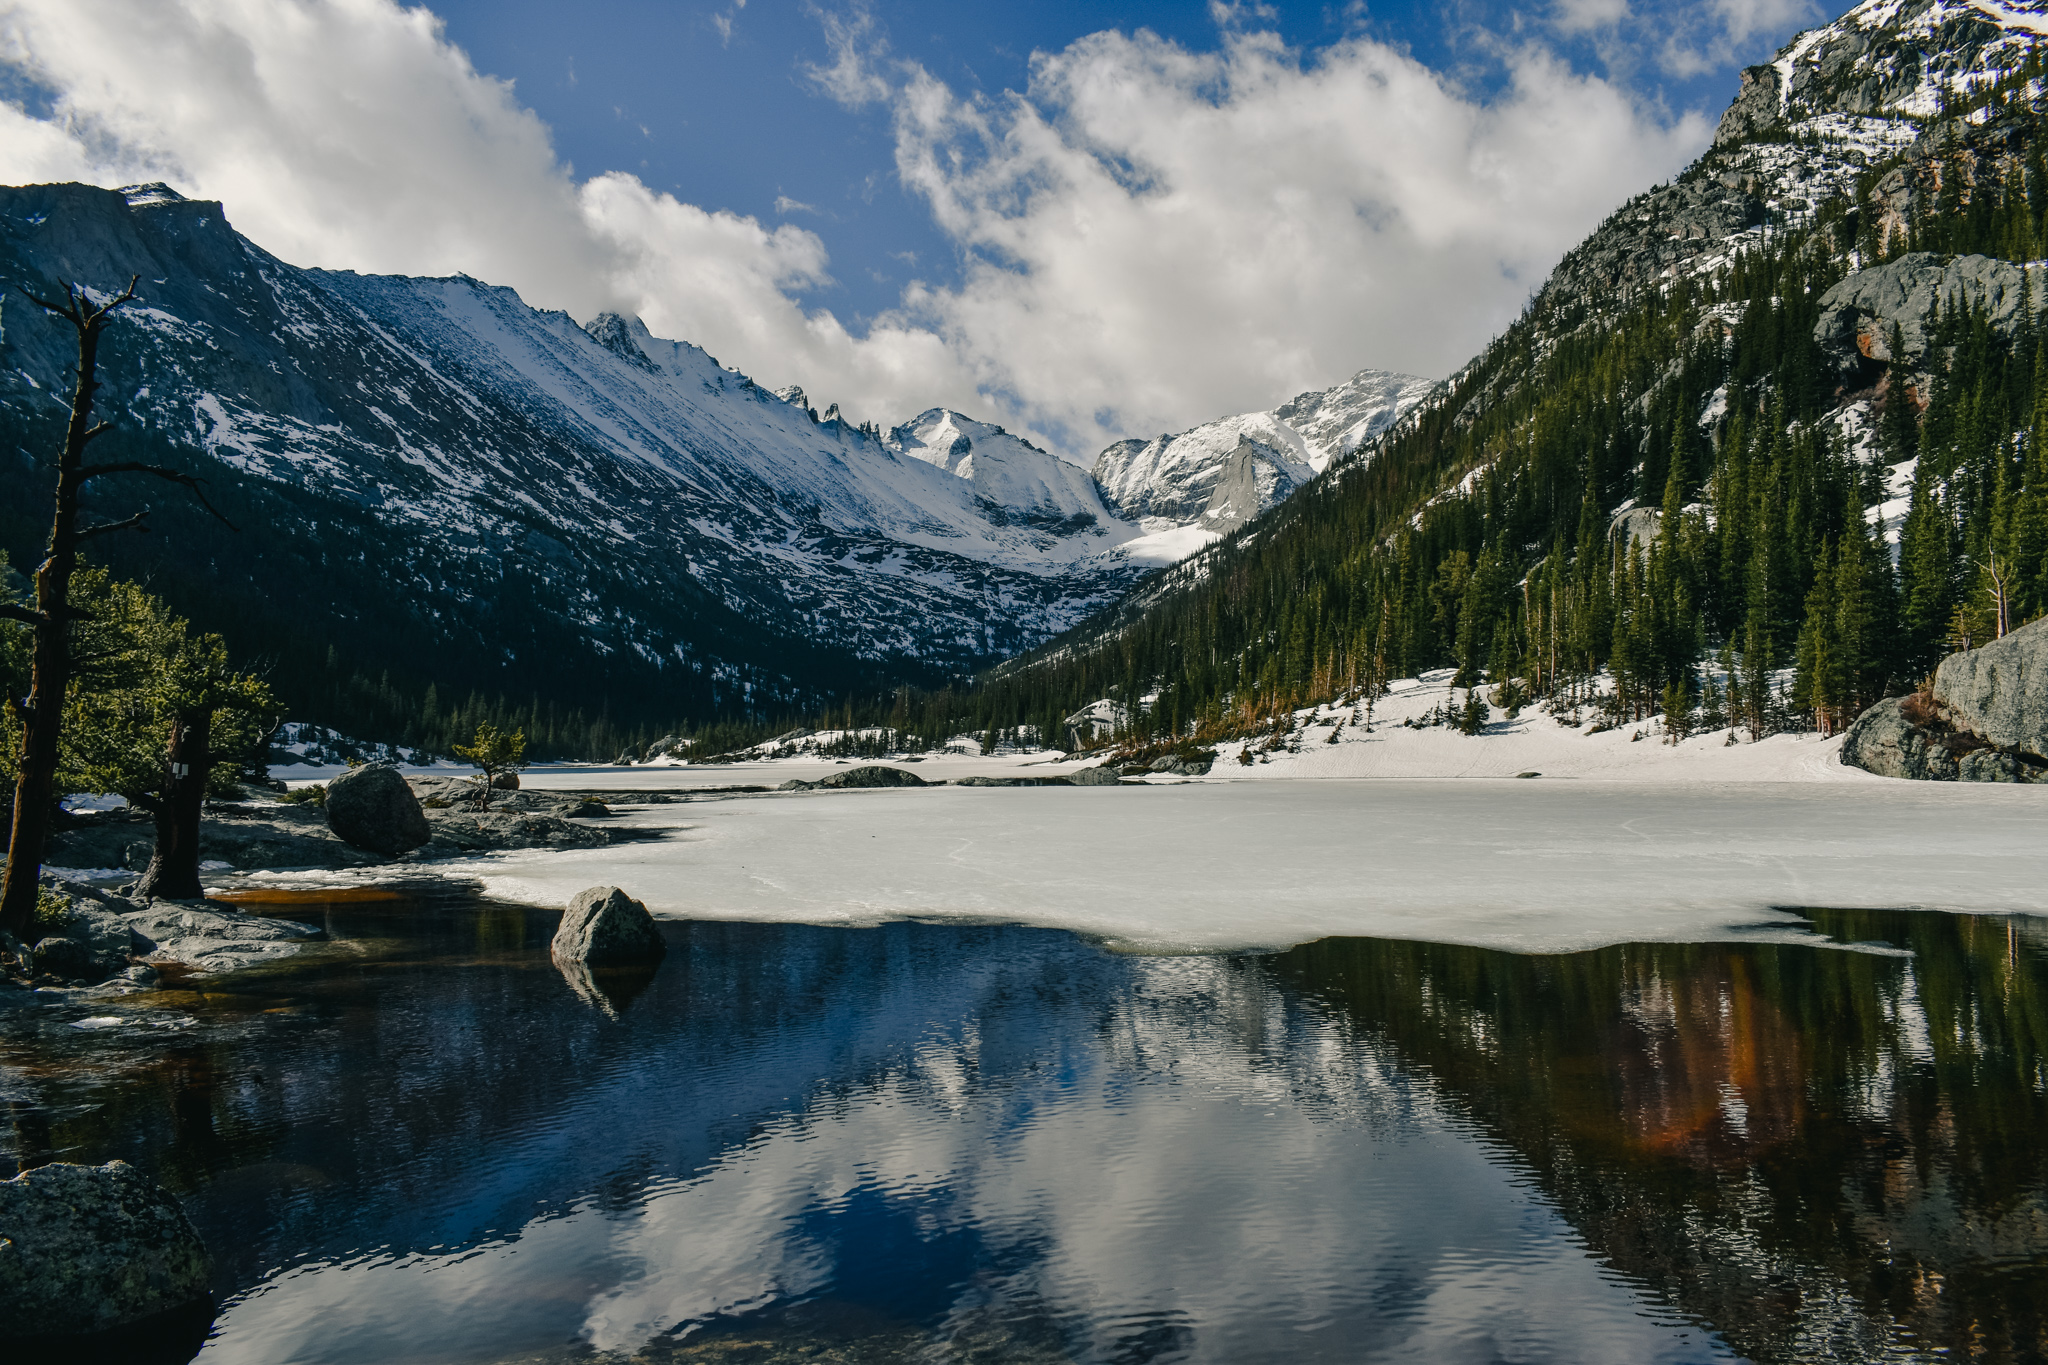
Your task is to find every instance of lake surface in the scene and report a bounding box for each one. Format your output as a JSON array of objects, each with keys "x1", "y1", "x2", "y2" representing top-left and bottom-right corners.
[{"x1": 3, "y1": 890, "x2": 2045, "y2": 1364}]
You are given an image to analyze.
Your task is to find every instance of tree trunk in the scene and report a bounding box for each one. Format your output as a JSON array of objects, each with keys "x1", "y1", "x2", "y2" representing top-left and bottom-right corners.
[
  {"x1": 134, "y1": 711, "x2": 212, "y2": 902},
  {"x1": 0, "y1": 302, "x2": 111, "y2": 938}
]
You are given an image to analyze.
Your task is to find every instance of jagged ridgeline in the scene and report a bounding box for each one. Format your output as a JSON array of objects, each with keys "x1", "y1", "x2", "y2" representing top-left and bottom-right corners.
[{"x1": 966, "y1": 0, "x2": 2048, "y2": 747}]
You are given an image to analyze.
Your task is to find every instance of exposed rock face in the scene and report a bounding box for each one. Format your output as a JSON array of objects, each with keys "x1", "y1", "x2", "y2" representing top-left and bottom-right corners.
[
  {"x1": 0, "y1": 1161, "x2": 211, "y2": 1339},
  {"x1": 1841, "y1": 621, "x2": 2048, "y2": 783},
  {"x1": 1068, "y1": 766, "x2": 1123, "y2": 787},
  {"x1": 1714, "y1": 64, "x2": 1784, "y2": 147},
  {"x1": 551, "y1": 886, "x2": 666, "y2": 966},
  {"x1": 324, "y1": 763, "x2": 432, "y2": 854},
  {"x1": 1813, "y1": 253, "x2": 2042, "y2": 389},
  {"x1": 1932, "y1": 615, "x2": 2048, "y2": 758}
]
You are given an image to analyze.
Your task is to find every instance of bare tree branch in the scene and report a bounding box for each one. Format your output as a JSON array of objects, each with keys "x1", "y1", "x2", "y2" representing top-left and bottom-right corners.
[
  {"x1": 0, "y1": 604, "x2": 40, "y2": 627},
  {"x1": 77, "y1": 463, "x2": 237, "y2": 531},
  {"x1": 76, "y1": 512, "x2": 152, "y2": 541}
]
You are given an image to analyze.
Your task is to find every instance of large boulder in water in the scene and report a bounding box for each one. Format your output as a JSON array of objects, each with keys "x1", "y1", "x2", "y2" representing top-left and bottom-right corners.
[
  {"x1": 552, "y1": 886, "x2": 666, "y2": 966},
  {"x1": 1932, "y1": 615, "x2": 2048, "y2": 762},
  {"x1": 0, "y1": 1160, "x2": 212, "y2": 1339},
  {"x1": 324, "y1": 762, "x2": 431, "y2": 854}
]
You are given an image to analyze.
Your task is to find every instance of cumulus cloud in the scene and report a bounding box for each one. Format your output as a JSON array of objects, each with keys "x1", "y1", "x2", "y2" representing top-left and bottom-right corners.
[{"x1": 0, "y1": 0, "x2": 1715, "y2": 459}]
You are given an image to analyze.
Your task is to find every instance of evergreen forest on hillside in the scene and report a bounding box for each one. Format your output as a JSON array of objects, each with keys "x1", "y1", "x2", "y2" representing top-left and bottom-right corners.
[{"x1": 890, "y1": 114, "x2": 2048, "y2": 756}]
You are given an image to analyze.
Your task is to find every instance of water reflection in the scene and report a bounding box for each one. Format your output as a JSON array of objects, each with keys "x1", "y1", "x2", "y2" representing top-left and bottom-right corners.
[
  {"x1": 1270, "y1": 912, "x2": 2048, "y2": 1363},
  {"x1": 0, "y1": 895, "x2": 2042, "y2": 1364}
]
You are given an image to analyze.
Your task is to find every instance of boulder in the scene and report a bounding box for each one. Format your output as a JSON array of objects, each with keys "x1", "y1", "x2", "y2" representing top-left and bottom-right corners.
[
  {"x1": 818, "y1": 765, "x2": 925, "y2": 789},
  {"x1": 1839, "y1": 697, "x2": 1961, "y2": 781},
  {"x1": 1932, "y1": 615, "x2": 2048, "y2": 761},
  {"x1": 489, "y1": 770, "x2": 521, "y2": 790},
  {"x1": 1069, "y1": 765, "x2": 1123, "y2": 786},
  {"x1": 551, "y1": 886, "x2": 666, "y2": 966},
  {"x1": 323, "y1": 762, "x2": 432, "y2": 854},
  {"x1": 0, "y1": 1161, "x2": 211, "y2": 1339},
  {"x1": 25, "y1": 892, "x2": 147, "y2": 983}
]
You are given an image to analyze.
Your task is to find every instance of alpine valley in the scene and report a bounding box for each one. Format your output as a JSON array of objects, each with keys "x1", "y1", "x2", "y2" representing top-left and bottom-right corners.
[
  {"x1": 6, "y1": 0, "x2": 2048, "y2": 767},
  {"x1": 0, "y1": 180, "x2": 1426, "y2": 745}
]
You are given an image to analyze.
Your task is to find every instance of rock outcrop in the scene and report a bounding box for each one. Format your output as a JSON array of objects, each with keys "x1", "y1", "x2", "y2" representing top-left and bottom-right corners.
[
  {"x1": 1841, "y1": 619, "x2": 2048, "y2": 782},
  {"x1": 777, "y1": 765, "x2": 929, "y2": 792},
  {"x1": 1932, "y1": 614, "x2": 2048, "y2": 757},
  {"x1": 551, "y1": 886, "x2": 666, "y2": 966},
  {"x1": 323, "y1": 763, "x2": 432, "y2": 854},
  {"x1": 1068, "y1": 766, "x2": 1123, "y2": 787},
  {"x1": 1813, "y1": 253, "x2": 2042, "y2": 390},
  {"x1": 0, "y1": 1161, "x2": 211, "y2": 1340}
]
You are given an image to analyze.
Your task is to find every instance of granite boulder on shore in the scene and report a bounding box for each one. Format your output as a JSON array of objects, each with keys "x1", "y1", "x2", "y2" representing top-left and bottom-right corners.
[
  {"x1": 0, "y1": 1160, "x2": 211, "y2": 1341},
  {"x1": 1841, "y1": 616, "x2": 2048, "y2": 782}
]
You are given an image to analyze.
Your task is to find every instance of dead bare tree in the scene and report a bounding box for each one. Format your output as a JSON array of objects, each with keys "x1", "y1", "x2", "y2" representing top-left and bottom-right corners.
[{"x1": 1, "y1": 278, "x2": 232, "y2": 938}]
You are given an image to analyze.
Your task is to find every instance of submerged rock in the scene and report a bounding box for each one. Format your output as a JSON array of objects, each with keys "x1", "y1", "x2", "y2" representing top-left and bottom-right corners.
[
  {"x1": 124, "y1": 902, "x2": 326, "y2": 974},
  {"x1": 324, "y1": 763, "x2": 432, "y2": 854},
  {"x1": 552, "y1": 886, "x2": 666, "y2": 966},
  {"x1": 0, "y1": 1160, "x2": 211, "y2": 1340}
]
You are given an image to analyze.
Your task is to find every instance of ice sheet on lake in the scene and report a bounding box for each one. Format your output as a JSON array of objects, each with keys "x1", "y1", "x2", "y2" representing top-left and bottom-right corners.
[{"x1": 448, "y1": 780, "x2": 2048, "y2": 954}]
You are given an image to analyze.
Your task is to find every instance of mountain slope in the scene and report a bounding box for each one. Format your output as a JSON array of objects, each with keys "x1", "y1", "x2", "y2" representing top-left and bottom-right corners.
[{"x1": 966, "y1": 0, "x2": 2048, "y2": 752}]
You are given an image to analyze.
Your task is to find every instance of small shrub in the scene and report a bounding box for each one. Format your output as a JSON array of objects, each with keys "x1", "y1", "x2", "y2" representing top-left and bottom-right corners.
[
  {"x1": 33, "y1": 887, "x2": 72, "y2": 931},
  {"x1": 421, "y1": 796, "x2": 452, "y2": 809},
  {"x1": 280, "y1": 784, "x2": 327, "y2": 807}
]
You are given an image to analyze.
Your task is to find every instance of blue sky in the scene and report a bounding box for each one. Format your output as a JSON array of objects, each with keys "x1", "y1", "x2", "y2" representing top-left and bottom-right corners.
[
  {"x1": 1, "y1": 0, "x2": 1826, "y2": 454},
  {"x1": 426, "y1": 0, "x2": 1818, "y2": 328}
]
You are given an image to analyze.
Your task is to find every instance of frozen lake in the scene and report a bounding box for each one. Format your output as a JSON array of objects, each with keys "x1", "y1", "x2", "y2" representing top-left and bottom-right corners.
[{"x1": 416, "y1": 779, "x2": 2048, "y2": 954}]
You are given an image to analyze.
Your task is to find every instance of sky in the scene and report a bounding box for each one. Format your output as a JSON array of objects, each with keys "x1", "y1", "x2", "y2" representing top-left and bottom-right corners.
[{"x1": 0, "y1": 0, "x2": 1827, "y2": 458}]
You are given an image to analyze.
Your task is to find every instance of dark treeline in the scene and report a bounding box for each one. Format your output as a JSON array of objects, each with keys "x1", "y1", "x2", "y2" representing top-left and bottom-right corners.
[{"x1": 799, "y1": 115, "x2": 2048, "y2": 754}]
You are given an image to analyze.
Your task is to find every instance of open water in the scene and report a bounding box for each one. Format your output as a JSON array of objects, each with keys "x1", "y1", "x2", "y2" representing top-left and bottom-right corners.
[{"x1": 3, "y1": 889, "x2": 2045, "y2": 1363}]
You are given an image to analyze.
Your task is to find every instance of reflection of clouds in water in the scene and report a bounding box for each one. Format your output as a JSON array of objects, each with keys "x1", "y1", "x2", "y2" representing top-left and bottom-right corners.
[
  {"x1": 203, "y1": 953, "x2": 1722, "y2": 1363},
  {"x1": 572, "y1": 958, "x2": 1717, "y2": 1361}
]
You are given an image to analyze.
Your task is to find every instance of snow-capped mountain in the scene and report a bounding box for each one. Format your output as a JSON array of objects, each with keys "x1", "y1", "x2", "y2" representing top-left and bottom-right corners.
[
  {"x1": 0, "y1": 180, "x2": 1436, "y2": 711},
  {"x1": 1091, "y1": 368, "x2": 1435, "y2": 538}
]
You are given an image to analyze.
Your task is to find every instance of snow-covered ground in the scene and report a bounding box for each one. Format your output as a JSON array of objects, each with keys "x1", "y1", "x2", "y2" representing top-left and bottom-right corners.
[
  {"x1": 246, "y1": 673, "x2": 2046, "y2": 958},
  {"x1": 371, "y1": 779, "x2": 2044, "y2": 957}
]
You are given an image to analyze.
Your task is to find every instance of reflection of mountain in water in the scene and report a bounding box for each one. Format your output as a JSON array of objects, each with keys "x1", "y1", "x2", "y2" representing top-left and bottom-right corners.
[
  {"x1": 5, "y1": 899, "x2": 2043, "y2": 1363},
  {"x1": 1271, "y1": 912, "x2": 2048, "y2": 1364}
]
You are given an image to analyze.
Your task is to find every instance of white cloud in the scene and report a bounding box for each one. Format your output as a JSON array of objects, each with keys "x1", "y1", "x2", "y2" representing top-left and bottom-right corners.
[
  {"x1": 0, "y1": 0, "x2": 1715, "y2": 460},
  {"x1": 874, "y1": 27, "x2": 1712, "y2": 448},
  {"x1": 1552, "y1": 0, "x2": 1632, "y2": 35}
]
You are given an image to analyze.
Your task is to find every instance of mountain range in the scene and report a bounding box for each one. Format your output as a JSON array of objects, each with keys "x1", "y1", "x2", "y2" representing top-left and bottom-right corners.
[{"x1": 0, "y1": 182, "x2": 1427, "y2": 722}]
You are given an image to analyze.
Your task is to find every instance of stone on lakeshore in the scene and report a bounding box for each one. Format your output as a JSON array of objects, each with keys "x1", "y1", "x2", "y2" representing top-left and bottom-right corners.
[
  {"x1": 489, "y1": 770, "x2": 521, "y2": 790},
  {"x1": 324, "y1": 762, "x2": 432, "y2": 854},
  {"x1": 1839, "y1": 696, "x2": 1960, "y2": 781},
  {"x1": 816, "y1": 765, "x2": 926, "y2": 789},
  {"x1": 1933, "y1": 615, "x2": 2048, "y2": 762},
  {"x1": 0, "y1": 1161, "x2": 211, "y2": 1340},
  {"x1": 552, "y1": 886, "x2": 666, "y2": 966},
  {"x1": 1069, "y1": 765, "x2": 1122, "y2": 786}
]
